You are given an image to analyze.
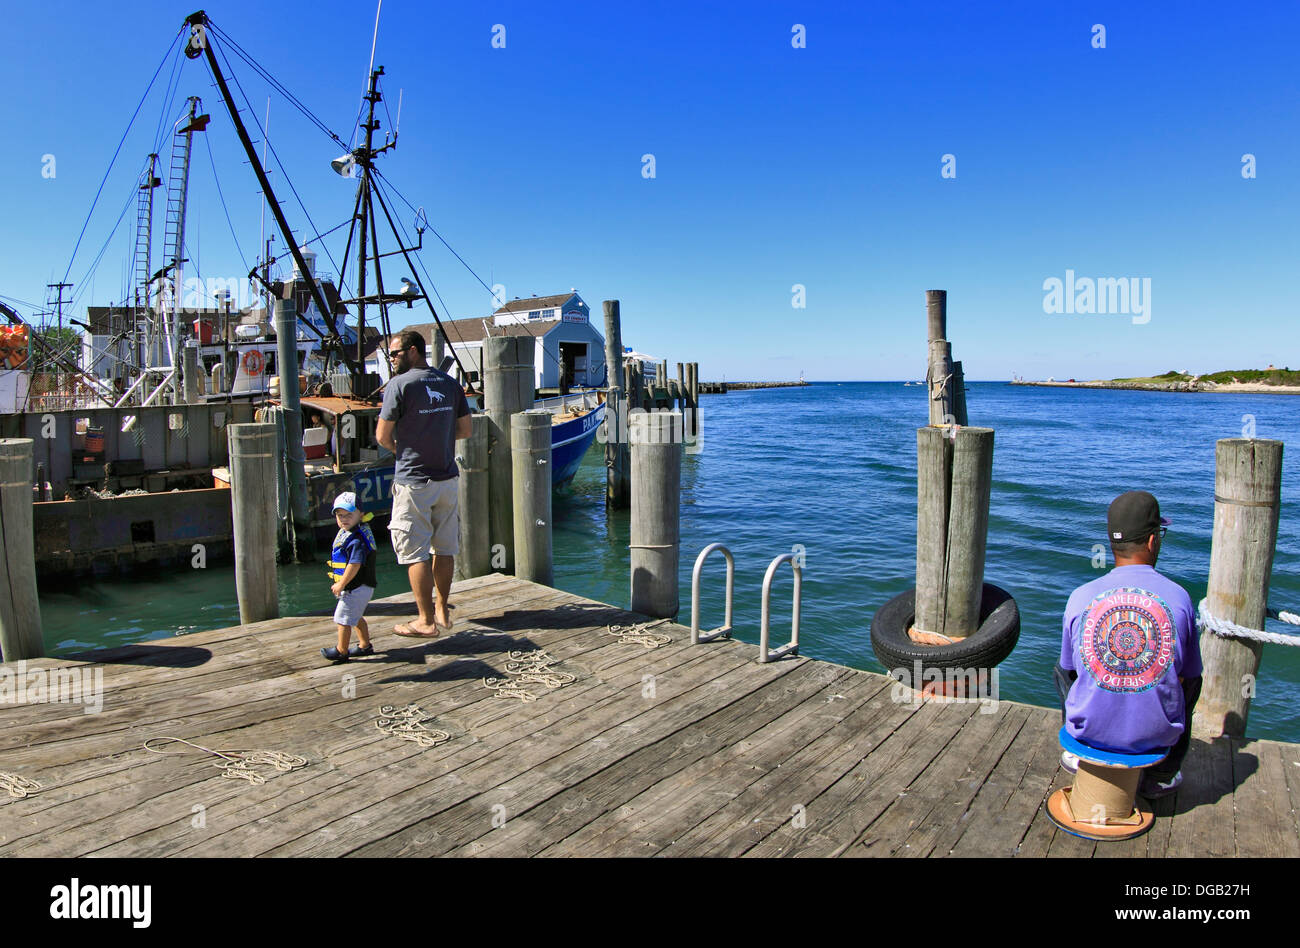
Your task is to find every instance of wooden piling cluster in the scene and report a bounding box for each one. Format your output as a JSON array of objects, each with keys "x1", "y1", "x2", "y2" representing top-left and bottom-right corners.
[
  {"x1": 602, "y1": 299, "x2": 698, "y2": 515},
  {"x1": 914, "y1": 426, "x2": 994, "y2": 639},
  {"x1": 912, "y1": 291, "x2": 993, "y2": 641},
  {"x1": 926, "y1": 290, "x2": 967, "y2": 428}
]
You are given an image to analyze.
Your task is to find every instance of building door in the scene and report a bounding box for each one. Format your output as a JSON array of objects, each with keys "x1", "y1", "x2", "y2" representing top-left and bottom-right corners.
[{"x1": 558, "y1": 342, "x2": 587, "y2": 389}]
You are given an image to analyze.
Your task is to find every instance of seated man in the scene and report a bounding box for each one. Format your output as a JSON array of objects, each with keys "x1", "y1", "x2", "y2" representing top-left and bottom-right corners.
[{"x1": 1056, "y1": 491, "x2": 1203, "y2": 798}]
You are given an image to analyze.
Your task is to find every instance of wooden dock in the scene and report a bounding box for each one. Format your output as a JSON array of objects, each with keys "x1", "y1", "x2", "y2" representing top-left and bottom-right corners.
[{"x1": 2, "y1": 572, "x2": 1297, "y2": 857}]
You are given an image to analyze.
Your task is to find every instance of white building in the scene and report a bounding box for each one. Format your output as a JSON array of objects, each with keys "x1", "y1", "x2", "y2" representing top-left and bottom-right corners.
[{"x1": 403, "y1": 291, "x2": 607, "y2": 390}]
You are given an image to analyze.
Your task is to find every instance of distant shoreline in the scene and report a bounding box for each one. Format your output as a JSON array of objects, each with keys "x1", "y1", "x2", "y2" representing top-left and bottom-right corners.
[{"x1": 1011, "y1": 379, "x2": 1300, "y2": 396}]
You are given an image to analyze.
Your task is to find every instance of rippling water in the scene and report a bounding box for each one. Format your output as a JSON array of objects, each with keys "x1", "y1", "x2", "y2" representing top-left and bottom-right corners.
[{"x1": 38, "y1": 382, "x2": 1300, "y2": 742}]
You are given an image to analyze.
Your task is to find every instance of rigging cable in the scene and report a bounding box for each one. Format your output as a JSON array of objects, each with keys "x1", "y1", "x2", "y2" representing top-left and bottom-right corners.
[
  {"x1": 371, "y1": 170, "x2": 477, "y2": 357},
  {"x1": 69, "y1": 169, "x2": 147, "y2": 312},
  {"x1": 212, "y1": 37, "x2": 351, "y2": 301},
  {"x1": 61, "y1": 28, "x2": 184, "y2": 289},
  {"x1": 370, "y1": 172, "x2": 560, "y2": 380},
  {"x1": 206, "y1": 22, "x2": 347, "y2": 149},
  {"x1": 374, "y1": 169, "x2": 498, "y2": 298},
  {"x1": 202, "y1": 129, "x2": 250, "y2": 274},
  {"x1": 151, "y1": 40, "x2": 188, "y2": 159},
  {"x1": 372, "y1": 170, "x2": 563, "y2": 375}
]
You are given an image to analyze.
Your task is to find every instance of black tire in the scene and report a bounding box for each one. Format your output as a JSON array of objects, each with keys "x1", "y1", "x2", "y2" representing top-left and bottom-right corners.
[{"x1": 870, "y1": 583, "x2": 1020, "y2": 675}]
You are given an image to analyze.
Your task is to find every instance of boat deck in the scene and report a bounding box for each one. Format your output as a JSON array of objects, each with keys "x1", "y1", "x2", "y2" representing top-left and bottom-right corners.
[{"x1": 2, "y1": 573, "x2": 1297, "y2": 857}]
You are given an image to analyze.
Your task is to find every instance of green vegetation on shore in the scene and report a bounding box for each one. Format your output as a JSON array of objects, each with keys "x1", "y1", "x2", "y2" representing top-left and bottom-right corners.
[{"x1": 1112, "y1": 368, "x2": 1300, "y2": 386}]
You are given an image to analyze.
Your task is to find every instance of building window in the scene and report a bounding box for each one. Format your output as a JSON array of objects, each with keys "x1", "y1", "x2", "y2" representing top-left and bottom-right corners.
[
  {"x1": 543, "y1": 308, "x2": 556, "y2": 318},
  {"x1": 528, "y1": 310, "x2": 541, "y2": 319}
]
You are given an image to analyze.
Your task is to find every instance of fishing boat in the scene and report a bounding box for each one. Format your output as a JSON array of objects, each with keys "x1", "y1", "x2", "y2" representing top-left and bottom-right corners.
[{"x1": 7, "y1": 11, "x2": 607, "y2": 576}]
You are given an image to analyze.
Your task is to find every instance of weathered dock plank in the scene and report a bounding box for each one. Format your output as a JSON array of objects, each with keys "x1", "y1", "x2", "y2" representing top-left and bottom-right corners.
[
  {"x1": 856, "y1": 703, "x2": 1033, "y2": 858},
  {"x1": 655, "y1": 673, "x2": 918, "y2": 857},
  {"x1": 550, "y1": 668, "x2": 890, "y2": 857},
  {"x1": 1166, "y1": 739, "x2": 1237, "y2": 859},
  {"x1": 946, "y1": 705, "x2": 1061, "y2": 857},
  {"x1": 743, "y1": 698, "x2": 984, "y2": 857},
  {"x1": 2, "y1": 575, "x2": 1294, "y2": 858},
  {"x1": 1229, "y1": 738, "x2": 1300, "y2": 858}
]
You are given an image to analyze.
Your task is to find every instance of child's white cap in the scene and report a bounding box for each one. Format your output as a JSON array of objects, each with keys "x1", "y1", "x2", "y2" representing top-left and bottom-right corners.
[{"x1": 332, "y1": 491, "x2": 358, "y2": 512}]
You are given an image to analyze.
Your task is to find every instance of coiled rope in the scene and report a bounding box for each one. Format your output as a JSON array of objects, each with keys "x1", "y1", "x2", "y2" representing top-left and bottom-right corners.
[
  {"x1": 483, "y1": 649, "x2": 576, "y2": 702},
  {"x1": 1, "y1": 772, "x2": 41, "y2": 799},
  {"x1": 606, "y1": 618, "x2": 672, "y2": 649},
  {"x1": 375, "y1": 705, "x2": 451, "y2": 747},
  {"x1": 142, "y1": 737, "x2": 308, "y2": 785},
  {"x1": 1198, "y1": 599, "x2": 1300, "y2": 646}
]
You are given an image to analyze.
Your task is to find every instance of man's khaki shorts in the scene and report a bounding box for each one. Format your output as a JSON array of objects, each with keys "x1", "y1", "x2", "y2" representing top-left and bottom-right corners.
[{"x1": 389, "y1": 478, "x2": 459, "y2": 564}]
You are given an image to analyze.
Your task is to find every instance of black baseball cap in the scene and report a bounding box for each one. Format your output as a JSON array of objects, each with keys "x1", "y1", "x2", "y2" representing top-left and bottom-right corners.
[{"x1": 1108, "y1": 490, "x2": 1170, "y2": 543}]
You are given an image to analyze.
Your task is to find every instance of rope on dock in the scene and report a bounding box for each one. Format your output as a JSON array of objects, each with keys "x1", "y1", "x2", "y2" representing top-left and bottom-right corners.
[
  {"x1": 606, "y1": 618, "x2": 672, "y2": 649},
  {"x1": 483, "y1": 649, "x2": 576, "y2": 702},
  {"x1": 375, "y1": 705, "x2": 451, "y2": 747},
  {"x1": 142, "y1": 737, "x2": 308, "y2": 785},
  {"x1": 1198, "y1": 599, "x2": 1300, "y2": 646},
  {"x1": 0, "y1": 772, "x2": 41, "y2": 799}
]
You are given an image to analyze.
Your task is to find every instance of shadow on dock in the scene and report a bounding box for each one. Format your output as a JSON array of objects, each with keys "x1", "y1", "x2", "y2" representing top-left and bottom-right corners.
[{"x1": 2, "y1": 573, "x2": 1296, "y2": 858}]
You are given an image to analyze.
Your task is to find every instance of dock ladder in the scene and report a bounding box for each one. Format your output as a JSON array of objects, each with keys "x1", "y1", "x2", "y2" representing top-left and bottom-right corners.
[
  {"x1": 690, "y1": 543, "x2": 734, "y2": 644},
  {"x1": 690, "y1": 544, "x2": 802, "y2": 663},
  {"x1": 759, "y1": 553, "x2": 801, "y2": 663}
]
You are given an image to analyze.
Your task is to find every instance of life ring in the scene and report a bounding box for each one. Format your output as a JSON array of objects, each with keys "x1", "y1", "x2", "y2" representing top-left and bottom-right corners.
[
  {"x1": 243, "y1": 350, "x2": 265, "y2": 376},
  {"x1": 870, "y1": 583, "x2": 1020, "y2": 675}
]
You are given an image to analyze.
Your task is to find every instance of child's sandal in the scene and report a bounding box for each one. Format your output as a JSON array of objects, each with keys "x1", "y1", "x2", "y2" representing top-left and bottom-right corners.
[
  {"x1": 320, "y1": 647, "x2": 350, "y2": 663},
  {"x1": 348, "y1": 643, "x2": 374, "y2": 657}
]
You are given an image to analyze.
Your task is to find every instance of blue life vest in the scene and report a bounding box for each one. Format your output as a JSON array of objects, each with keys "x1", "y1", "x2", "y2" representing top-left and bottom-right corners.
[{"x1": 329, "y1": 523, "x2": 378, "y2": 589}]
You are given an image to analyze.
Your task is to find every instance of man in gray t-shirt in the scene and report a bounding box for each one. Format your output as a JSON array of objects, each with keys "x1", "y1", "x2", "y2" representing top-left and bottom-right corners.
[{"x1": 377, "y1": 329, "x2": 472, "y2": 637}]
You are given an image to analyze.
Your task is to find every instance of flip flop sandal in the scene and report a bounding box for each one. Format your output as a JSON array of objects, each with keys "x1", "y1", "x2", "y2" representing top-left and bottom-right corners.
[{"x1": 393, "y1": 623, "x2": 441, "y2": 638}]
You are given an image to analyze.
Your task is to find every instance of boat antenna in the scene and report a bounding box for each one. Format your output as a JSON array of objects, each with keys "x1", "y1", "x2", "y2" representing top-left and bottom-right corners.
[{"x1": 366, "y1": 0, "x2": 383, "y2": 98}]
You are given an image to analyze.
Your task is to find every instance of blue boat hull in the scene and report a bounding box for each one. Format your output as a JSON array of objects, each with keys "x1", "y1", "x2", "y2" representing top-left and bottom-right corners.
[
  {"x1": 550, "y1": 401, "x2": 605, "y2": 486},
  {"x1": 329, "y1": 401, "x2": 605, "y2": 522}
]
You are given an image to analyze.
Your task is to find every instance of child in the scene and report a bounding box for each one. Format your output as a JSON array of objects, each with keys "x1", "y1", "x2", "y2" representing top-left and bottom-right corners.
[{"x1": 322, "y1": 491, "x2": 378, "y2": 662}]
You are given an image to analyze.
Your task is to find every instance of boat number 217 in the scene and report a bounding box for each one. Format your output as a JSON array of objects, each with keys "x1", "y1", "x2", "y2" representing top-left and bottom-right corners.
[{"x1": 356, "y1": 471, "x2": 394, "y2": 506}]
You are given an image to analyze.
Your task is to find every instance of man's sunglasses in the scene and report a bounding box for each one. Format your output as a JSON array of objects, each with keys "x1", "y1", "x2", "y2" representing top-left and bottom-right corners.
[{"x1": 387, "y1": 347, "x2": 406, "y2": 358}]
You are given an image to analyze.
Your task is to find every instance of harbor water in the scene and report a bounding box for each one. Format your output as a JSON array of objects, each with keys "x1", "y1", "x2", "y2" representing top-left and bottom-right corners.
[{"x1": 37, "y1": 382, "x2": 1300, "y2": 742}]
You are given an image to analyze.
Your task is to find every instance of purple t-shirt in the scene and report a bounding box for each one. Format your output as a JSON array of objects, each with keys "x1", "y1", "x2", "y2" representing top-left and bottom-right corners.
[{"x1": 1060, "y1": 565, "x2": 1202, "y2": 754}]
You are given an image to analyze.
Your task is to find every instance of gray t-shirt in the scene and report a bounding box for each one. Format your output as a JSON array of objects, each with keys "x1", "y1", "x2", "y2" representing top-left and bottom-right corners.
[{"x1": 379, "y1": 366, "x2": 471, "y2": 484}]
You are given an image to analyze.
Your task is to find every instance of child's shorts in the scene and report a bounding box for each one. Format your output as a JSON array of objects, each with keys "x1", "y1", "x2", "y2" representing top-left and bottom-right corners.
[{"x1": 334, "y1": 584, "x2": 375, "y2": 627}]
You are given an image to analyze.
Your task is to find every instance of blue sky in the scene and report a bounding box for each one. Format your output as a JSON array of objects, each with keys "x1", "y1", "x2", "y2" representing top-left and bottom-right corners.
[{"x1": 1, "y1": 1, "x2": 1296, "y2": 380}]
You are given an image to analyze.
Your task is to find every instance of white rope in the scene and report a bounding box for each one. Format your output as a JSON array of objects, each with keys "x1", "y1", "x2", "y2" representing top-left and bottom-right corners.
[
  {"x1": 0, "y1": 772, "x2": 41, "y2": 799},
  {"x1": 375, "y1": 704, "x2": 450, "y2": 747},
  {"x1": 483, "y1": 649, "x2": 576, "y2": 702},
  {"x1": 143, "y1": 736, "x2": 308, "y2": 785},
  {"x1": 606, "y1": 618, "x2": 672, "y2": 649},
  {"x1": 1198, "y1": 599, "x2": 1300, "y2": 646}
]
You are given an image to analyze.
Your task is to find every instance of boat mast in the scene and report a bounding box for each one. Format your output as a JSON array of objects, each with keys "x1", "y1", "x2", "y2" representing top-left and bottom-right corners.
[
  {"x1": 183, "y1": 10, "x2": 360, "y2": 384},
  {"x1": 160, "y1": 96, "x2": 209, "y2": 405},
  {"x1": 130, "y1": 154, "x2": 161, "y2": 397}
]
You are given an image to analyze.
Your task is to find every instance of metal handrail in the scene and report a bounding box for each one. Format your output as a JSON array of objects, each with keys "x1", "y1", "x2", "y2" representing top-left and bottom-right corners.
[
  {"x1": 759, "y1": 553, "x2": 801, "y2": 663},
  {"x1": 691, "y1": 543, "x2": 734, "y2": 644}
]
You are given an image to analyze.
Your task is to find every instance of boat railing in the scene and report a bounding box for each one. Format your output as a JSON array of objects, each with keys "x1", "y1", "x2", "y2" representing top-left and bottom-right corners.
[{"x1": 535, "y1": 389, "x2": 599, "y2": 416}]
